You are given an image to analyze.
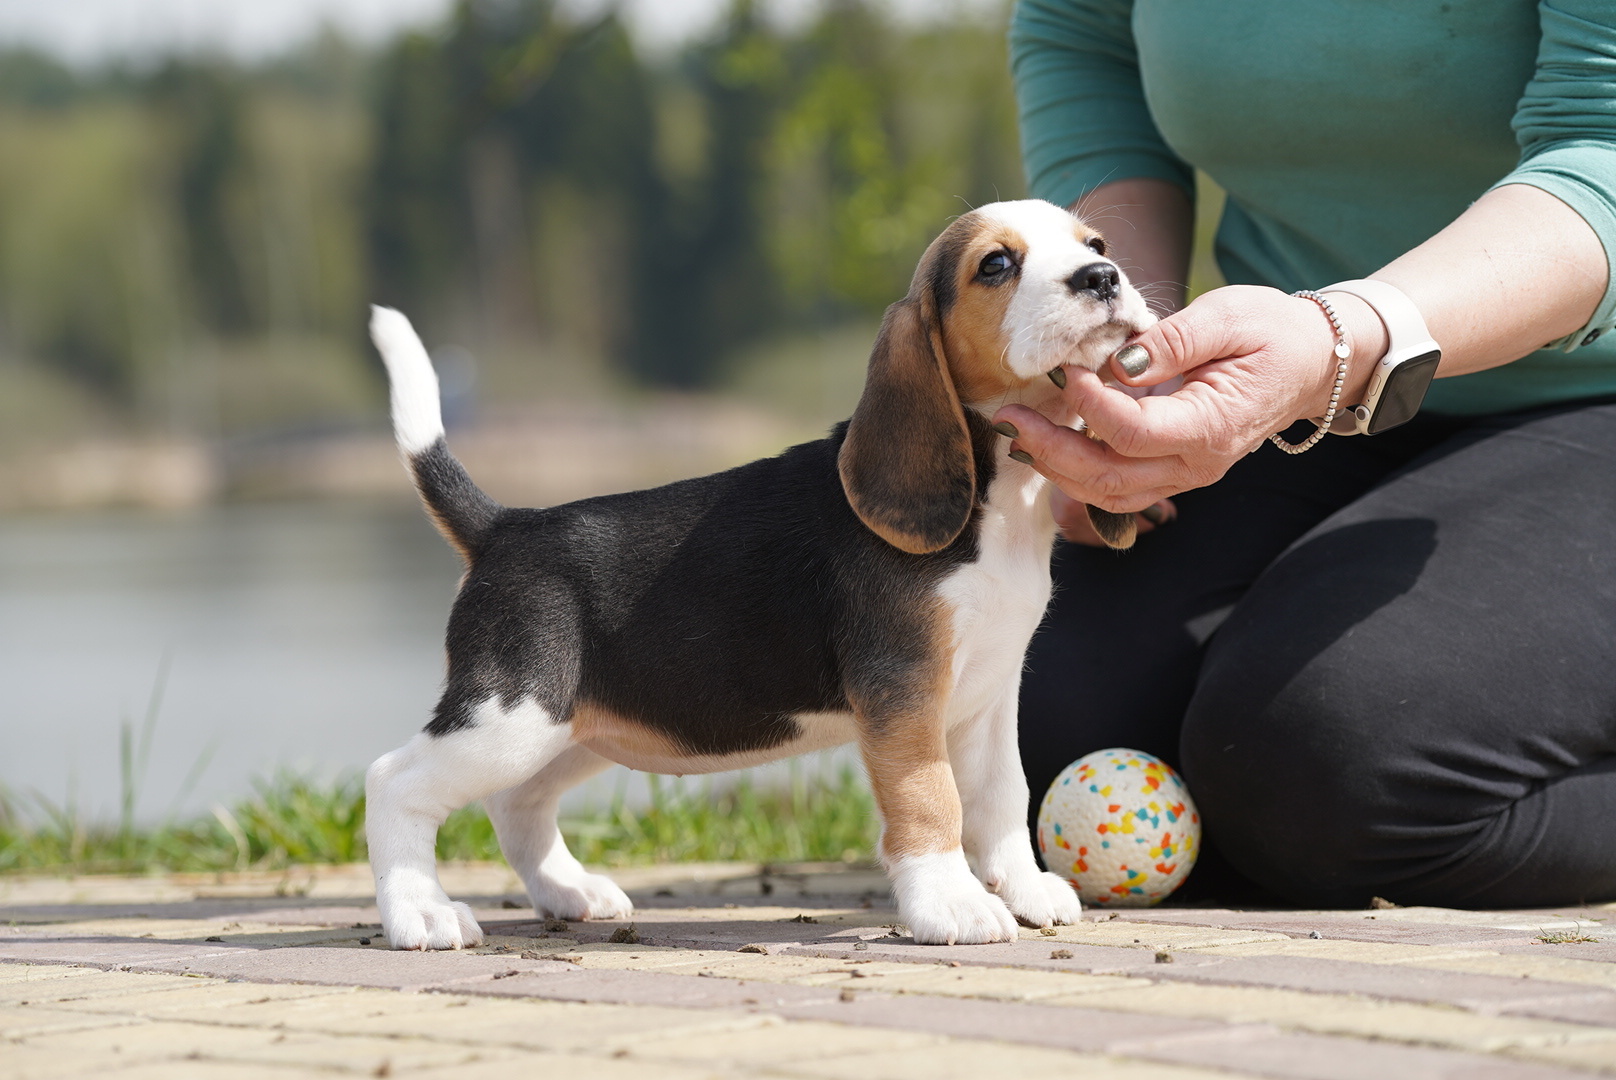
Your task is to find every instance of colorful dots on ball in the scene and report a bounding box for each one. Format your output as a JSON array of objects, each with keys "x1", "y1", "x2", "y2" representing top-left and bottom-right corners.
[{"x1": 1037, "y1": 748, "x2": 1201, "y2": 907}]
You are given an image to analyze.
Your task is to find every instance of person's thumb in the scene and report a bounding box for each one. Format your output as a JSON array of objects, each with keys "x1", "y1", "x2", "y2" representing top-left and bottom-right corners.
[{"x1": 1106, "y1": 286, "x2": 1247, "y2": 389}]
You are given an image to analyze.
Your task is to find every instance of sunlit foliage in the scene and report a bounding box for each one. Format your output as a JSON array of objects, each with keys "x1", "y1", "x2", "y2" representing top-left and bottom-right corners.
[{"x1": 0, "y1": 0, "x2": 1022, "y2": 441}]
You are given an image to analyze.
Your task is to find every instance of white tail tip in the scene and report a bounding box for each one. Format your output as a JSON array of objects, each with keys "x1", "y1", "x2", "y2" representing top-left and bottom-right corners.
[{"x1": 369, "y1": 305, "x2": 444, "y2": 456}]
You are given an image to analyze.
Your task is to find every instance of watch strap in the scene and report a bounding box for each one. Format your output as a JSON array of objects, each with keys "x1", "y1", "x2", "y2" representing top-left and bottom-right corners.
[
  {"x1": 1320, "y1": 278, "x2": 1433, "y2": 350},
  {"x1": 1317, "y1": 278, "x2": 1440, "y2": 436}
]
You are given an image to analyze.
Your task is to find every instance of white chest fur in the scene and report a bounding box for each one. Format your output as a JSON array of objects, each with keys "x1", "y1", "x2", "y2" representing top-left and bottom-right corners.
[{"x1": 936, "y1": 460, "x2": 1057, "y2": 724}]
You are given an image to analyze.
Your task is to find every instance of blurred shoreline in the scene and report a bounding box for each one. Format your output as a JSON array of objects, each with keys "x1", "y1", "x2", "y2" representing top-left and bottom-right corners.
[{"x1": 0, "y1": 392, "x2": 840, "y2": 514}]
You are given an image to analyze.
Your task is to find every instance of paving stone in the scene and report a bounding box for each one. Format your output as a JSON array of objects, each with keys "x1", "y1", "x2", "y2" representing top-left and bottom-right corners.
[
  {"x1": 1192, "y1": 940, "x2": 1487, "y2": 966},
  {"x1": 43, "y1": 980, "x2": 352, "y2": 1018},
  {"x1": 4, "y1": 864, "x2": 1613, "y2": 1080},
  {"x1": 1492, "y1": 943, "x2": 1616, "y2": 964},
  {"x1": 622, "y1": 1015, "x2": 941, "y2": 1066},
  {"x1": 782, "y1": 988, "x2": 1608, "y2": 1078},
  {"x1": 780, "y1": 1040, "x2": 1251, "y2": 1080},
  {"x1": 0, "y1": 963, "x2": 98, "y2": 986},
  {"x1": 1138, "y1": 953, "x2": 1616, "y2": 1017},
  {"x1": 0, "y1": 937, "x2": 256, "y2": 970},
  {"x1": 18, "y1": 1017, "x2": 496, "y2": 1074},
  {"x1": 781, "y1": 936, "x2": 1191, "y2": 974},
  {"x1": 0, "y1": 1042, "x2": 143, "y2": 1080},
  {"x1": 1068, "y1": 980, "x2": 1616, "y2": 1053},
  {"x1": 1503, "y1": 1039, "x2": 1616, "y2": 1073},
  {"x1": 0, "y1": 1002, "x2": 143, "y2": 1039},
  {"x1": 14, "y1": 919, "x2": 340, "y2": 943},
  {"x1": 199, "y1": 988, "x2": 770, "y2": 1053},
  {"x1": 1137, "y1": 1029, "x2": 1589, "y2": 1080},
  {"x1": 1507, "y1": 994, "x2": 1616, "y2": 1027},
  {"x1": 1421, "y1": 954, "x2": 1616, "y2": 991},
  {"x1": 454, "y1": 966, "x2": 844, "y2": 1009},
  {"x1": 485, "y1": 913, "x2": 845, "y2": 953},
  {"x1": 782, "y1": 961, "x2": 1144, "y2": 1002},
  {"x1": 560, "y1": 947, "x2": 840, "y2": 977},
  {"x1": 228, "y1": 905, "x2": 379, "y2": 927},
  {"x1": 48, "y1": 1060, "x2": 339, "y2": 1079},
  {"x1": 407, "y1": 1050, "x2": 742, "y2": 1080},
  {"x1": 778, "y1": 991, "x2": 1247, "y2": 1053},
  {"x1": 1366, "y1": 905, "x2": 1612, "y2": 929},
  {"x1": 1119, "y1": 911, "x2": 1540, "y2": 949},
  {"x1": 0, "y1": 899, "x2": 373, "y2": 926},
  {"x1": 149, "y1": 985, "x2": 439, "y2": 1031},
  {"x1": 542, "y1": 947, "x2": 1145, "y2": 1001},
  {"x1": 130, "y1": 943, "x2": 579, "y2": 990},
  {"x1": 1036, "y1": 921, "x2": 1292, "y2": 950},
  {"x1": 0, "y1": 968, "x2": 191, "y2": 1005}
]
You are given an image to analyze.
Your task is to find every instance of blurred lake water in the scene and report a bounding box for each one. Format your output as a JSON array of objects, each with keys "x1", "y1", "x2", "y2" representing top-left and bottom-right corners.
[{"x1": 0, "y1": 499, "x2": 856, "y2": 824}]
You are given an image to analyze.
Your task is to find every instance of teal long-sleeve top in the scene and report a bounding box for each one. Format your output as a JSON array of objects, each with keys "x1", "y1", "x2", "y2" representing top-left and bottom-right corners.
[{"x1": 1011, "y1": 0, "x2": 1616, "y2": 415}]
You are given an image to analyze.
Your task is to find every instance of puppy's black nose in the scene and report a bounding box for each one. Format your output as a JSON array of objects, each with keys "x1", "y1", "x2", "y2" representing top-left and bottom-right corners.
[{"x1": 1068, "y1": 262, "x2": 1120, "y2": 302}]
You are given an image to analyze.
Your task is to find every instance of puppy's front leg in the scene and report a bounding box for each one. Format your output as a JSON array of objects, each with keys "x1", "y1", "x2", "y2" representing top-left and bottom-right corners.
[
  {"x1": 949, "y1": 687, "x2": 1082, "y2": 929},
  {"x1": 858, "y1": 707, "x2": 1017, "y2": 945}
]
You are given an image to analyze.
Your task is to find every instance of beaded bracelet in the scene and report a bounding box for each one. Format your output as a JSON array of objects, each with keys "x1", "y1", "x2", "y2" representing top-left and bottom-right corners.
[{"x1": 1268, "y1": 289, "x2": 1352, "y2": 455}]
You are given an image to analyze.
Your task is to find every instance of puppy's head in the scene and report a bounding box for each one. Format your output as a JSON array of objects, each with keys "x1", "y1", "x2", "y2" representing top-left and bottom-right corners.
[{"x1": 839, "y1": 199, "x2": 1153, "y2": 554}]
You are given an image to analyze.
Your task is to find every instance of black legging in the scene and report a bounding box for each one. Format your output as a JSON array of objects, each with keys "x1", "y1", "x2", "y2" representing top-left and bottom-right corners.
[{"x1": 1018, "y1": 397, "x2": 1616, "y2": 908}]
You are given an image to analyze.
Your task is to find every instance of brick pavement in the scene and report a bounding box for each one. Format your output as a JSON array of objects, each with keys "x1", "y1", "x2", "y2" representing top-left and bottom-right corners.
[{"x1": 0, "y1": 862, "x2": 1612, "y2": 1079}]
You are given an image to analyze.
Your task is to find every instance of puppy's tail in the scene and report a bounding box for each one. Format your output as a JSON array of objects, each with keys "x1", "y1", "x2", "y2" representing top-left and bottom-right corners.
[{"x1": 369, "y1": 305, "x2": 500, "y2": 559}]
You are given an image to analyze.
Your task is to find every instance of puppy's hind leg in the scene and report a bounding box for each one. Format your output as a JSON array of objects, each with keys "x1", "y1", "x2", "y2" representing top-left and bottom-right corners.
[
  {"x1": 949, "y1": 684, "x2": 1082, "y2": 929},
  {"x1": 366, "y1": 698, "x2": 573, "y2": 950},
  {"x1": 484, "y1": 744, "x2": 631, "y2": 921}
]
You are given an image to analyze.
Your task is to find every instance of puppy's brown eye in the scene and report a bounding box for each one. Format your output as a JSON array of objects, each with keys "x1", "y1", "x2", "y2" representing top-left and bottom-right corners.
[
  {"x1": 977, "y1": 251, "x2": 1013, "y2": 280},
  {"x1": 1086, "y1": 236, "x2": 1108, "y2": 257}
]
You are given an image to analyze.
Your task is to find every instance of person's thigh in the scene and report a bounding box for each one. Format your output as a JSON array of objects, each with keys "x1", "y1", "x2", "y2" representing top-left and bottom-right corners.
[
  {"x1": 1017, "y1": 418, "x2": 1456, "y2": 824},
  {"x1": 1183, "y1": 400, "x2": 1616, "y2": 907}
]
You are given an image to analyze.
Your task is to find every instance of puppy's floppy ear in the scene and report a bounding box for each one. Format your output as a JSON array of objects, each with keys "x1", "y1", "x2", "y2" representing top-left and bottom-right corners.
[
  {"x1": 839, "y1": 292, "x2": 975, "y2": 554},
  {"x1": 1085, "y1": 505, "x2": 1138, "y2": 550}
]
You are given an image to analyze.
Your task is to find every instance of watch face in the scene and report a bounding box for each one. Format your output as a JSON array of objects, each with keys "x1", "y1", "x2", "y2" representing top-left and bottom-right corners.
[{"x1": 1366, "y1": 350, "x2": 1441, "y2": 434}]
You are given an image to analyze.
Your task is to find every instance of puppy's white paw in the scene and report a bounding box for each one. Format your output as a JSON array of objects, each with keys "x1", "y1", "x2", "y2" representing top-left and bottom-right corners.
[
  {"x1": 890, "y1": 850, "x2": 1018, "y2": 946},
  {"x1": 531, "y1": 868, "x2": 633, "y2": 921},
  {"x1": 996, "y1": 869, "x2": 1083, "y2": 929},
  {"x1": 378, "y1": 874, "x2": 484, "y2": 950}
]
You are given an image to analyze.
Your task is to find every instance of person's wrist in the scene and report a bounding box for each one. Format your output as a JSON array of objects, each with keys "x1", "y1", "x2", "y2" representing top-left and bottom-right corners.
[
  {"x1": 1293, "y1": 291, "x2": 1385, "y2": 419},
  {"x1": 1324, "y1": 291, "x2": 1388, "y2": 408}
]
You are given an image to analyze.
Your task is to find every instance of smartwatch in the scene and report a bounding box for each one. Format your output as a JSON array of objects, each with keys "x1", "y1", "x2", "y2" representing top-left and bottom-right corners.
[{"x1": 1319, "y1": 279, "x2": 1442, "y2": 435}]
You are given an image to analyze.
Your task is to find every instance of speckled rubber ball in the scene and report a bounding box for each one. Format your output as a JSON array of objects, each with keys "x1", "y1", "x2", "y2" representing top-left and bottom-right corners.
[{"x1": 1037, "y1": 748, "x2": 1200, "y2": 907}]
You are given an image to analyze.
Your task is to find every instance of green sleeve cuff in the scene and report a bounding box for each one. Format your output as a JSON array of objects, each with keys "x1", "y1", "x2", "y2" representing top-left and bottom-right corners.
[
  {"x1": 1498, "y1": 0, "x2": 1616, "y2": 352},
  {"x1": 1496, "y1": 143, "x2": 1616, "y2": 353}
]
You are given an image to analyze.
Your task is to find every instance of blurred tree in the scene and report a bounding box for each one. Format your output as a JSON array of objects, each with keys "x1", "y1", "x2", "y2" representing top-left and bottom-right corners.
[
  {"x1": 640, "y1": 0, "x2": 788, "y2": 386},
  {"x1": 366, "y1": 0, "x2": 667, "y2": 375},
  {"x1": 0, "y1": 0, "x2": 1032, "y2": 428},
  {"x1": 145, "y1": 61, "x2": 256, "y2": 336},
  {"x1": 0, "y1": 48, "x2": 79, "y2": 108}
]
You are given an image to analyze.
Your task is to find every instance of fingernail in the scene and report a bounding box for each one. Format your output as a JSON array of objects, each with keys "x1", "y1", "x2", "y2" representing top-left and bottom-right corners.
[
  {"x1": 1008, "y1": 448, "x2": 1035, "y2": 466},
  {"x1": 1047, "y1": 367, "x2": 1068, "y2": 389},
  {"x1": 992, "y1": 421, "x2": 1019, "y2": 438},
  {"x1": 1139, "y1": 504, "x2": 1167, "y2": 526},
  {"x1": 1115, "y1": 343, "x2": 1150, "y2": 378}
]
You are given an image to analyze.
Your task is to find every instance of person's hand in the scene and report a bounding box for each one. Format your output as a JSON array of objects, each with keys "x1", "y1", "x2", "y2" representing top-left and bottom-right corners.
[{"x1": 995, "y1": 285, "x2": 1386, "y2": 516}]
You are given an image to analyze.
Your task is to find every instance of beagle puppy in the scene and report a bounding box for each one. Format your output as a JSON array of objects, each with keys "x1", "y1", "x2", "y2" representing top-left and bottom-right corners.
[{"x1": 365, "y1": 198, "x2": 1154, "y2": 948}]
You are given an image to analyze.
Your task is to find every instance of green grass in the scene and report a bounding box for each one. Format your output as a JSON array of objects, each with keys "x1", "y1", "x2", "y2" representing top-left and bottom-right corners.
[{"x1": 0, "y1": 767, "x2": 878, "y2": 877}]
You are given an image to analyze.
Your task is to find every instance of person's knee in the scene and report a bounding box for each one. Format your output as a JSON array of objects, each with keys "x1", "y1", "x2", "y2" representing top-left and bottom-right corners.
[{"x1": 1180, "y1": 645, "x2": 1402, "y2": 906}]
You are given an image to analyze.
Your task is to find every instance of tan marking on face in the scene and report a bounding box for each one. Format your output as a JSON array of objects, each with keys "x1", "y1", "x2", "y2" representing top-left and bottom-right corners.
[
  {"x1": 931, "y1": 211, "x2": 1114, "y2": 406},
  {"x1": 936, "y1": 217, "x2": 1021, "y2": 404}
]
